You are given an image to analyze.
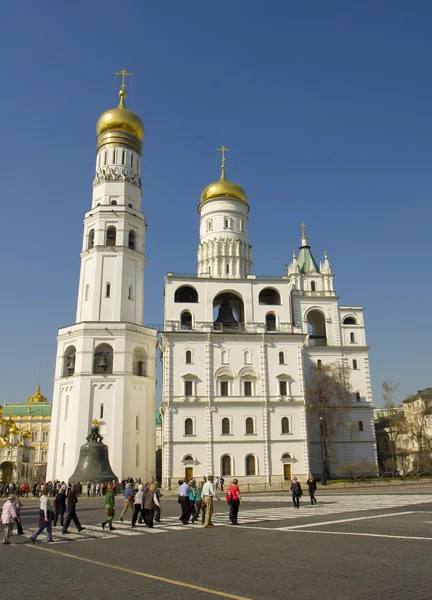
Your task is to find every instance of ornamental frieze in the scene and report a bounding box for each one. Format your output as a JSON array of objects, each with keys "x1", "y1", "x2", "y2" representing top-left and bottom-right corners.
[{"x1": 93, "y1": 166, "x2": 141, "y2": 188}]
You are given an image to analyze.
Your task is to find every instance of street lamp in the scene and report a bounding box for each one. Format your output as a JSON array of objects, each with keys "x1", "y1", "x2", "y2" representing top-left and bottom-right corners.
[{"x1": 319, "y1": 416, "x2": 327, "y2": 486}]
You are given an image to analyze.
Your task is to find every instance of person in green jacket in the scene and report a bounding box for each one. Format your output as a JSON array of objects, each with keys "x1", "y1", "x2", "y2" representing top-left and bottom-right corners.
[{"x1": 101, "y1": 483, "x2": 116, "y2": 531}]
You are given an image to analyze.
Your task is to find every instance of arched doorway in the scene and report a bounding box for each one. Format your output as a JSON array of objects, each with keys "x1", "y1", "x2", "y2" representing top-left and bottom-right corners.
[{"x1": 0, "y1": 461, "x2": 14, "y2": 483}]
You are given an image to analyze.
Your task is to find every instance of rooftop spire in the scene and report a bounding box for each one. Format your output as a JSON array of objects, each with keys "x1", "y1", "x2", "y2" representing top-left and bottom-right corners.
[
  {"x1": 114, "y1": 69, "x2": 133, "y2": 108},
  {"x1": 217, "y1": 145, "x2": 230, "y2": 181},
  {"x1": 301, "y1": 222, "x2": 308, "y2": 247}
]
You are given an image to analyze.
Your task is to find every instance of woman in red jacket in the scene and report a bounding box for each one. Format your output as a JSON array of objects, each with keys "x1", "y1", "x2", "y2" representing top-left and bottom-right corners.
[{"x1": 226, "y1": 479, "x2": 242, "y2": 525}]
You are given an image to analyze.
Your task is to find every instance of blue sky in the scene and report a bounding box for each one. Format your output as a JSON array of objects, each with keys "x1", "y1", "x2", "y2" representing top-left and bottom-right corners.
[{"x1": 1, "y1": 1, "x2": 431, "y2": 407}]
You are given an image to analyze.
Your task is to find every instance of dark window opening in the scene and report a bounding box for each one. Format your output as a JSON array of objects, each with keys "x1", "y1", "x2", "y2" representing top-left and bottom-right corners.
[
  {"x1": 184, "y1": 381, "x2": 193, "y2": 396},
  {"x1": 281, "y1": 417, "x2": 289, "y2": 434},
  {"x1": 343, "y1": 317, "x2": 357, "y2": 325},
  {"x1": 244, "y1": 381, "x2": 252, "y2": 396},
  {"x1": 245, "y1": 417, "x2": 254, "y2": 434},
  {"x1": 259, "y1": 288, "x2": 281, "y2": 305},
  {"x1": 279, "y1": 351, "x2": 284, "y2": 365},
  {"x1": 184, "y1": 418, "x2": 193, "y2": 435},
  {"x1": 106, "y1": 226, "x2": 116, "y2": 246},
  {"x1": 279, "y1": 381, "x2": 287, "y2": 396},
  {"x1": 180, "y1": 311, "x2": 192, "y2": 330},
  {"x1": 222, "y1": 418, "x2": 230, "y2": 435},
  {"x1": 186, "y1": 350, "x2": 192, "y2": 364},
  {"x1": 266, "y1": 313, "x2": 276, "y2": 331},
  {"x1": 175, "y1": 286, "x2": 199, "y2": 303},
  {"x1": 220, "y1": 381, "x2": 229, "y2": 397}
]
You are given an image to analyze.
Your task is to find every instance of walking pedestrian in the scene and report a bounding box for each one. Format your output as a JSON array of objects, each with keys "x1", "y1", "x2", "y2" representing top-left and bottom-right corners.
[
  {"x1": 226, "y1": 478, "x2": 242, "y2": 524},
  {"x1": 154, "y1": 483, "x2": 163, "y2": 523},
  {"x1": 62, "y1": 484, "x2": 85, "y2": 534},
  {"x1": 220, "y1": 477, "x2": 225, "y2": 492},
  {"x1": 14, "y1": 496, "x2": 25, "y2": 535},
  {"x1": 202, "y1": 475, "x2": 220, "y2": 528},
  {"x1": 30, "y1": 486, "x2": 53, "y2": 543},
  {"x1": 307, "y1": 475, "x2": 317, "y2": 505},
  {"x1": 144, "y1": 484, "x2": 160, "y2": 528},
  {"x1": 191, "y1": 481, "x2": 204, "y2": 524},
  {"x1": 177, "y1": 479, "x2": 192, "y2": 525},
  {"x1": 53, "y1": 485, "x2": 67, "y2": 527},
  {"x1": 131, "y1": 484, "x2": 145, "y2": 527},
  {"x1": 119, "y1": 483, "x2": 134, "y2": 522},
  {"x1": 290, "y1": 477, "x2": 303, "y2": 509},
  {"x1": 1, "y1": 495, "x2": 19, "y2": 545},
  {"x1": 101, "y1": 483, "x2": 116, "y2": 530}
]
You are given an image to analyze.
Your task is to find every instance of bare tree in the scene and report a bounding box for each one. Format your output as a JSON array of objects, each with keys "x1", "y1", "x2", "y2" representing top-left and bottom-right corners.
[
  {"x1": 379, "y1": 380, "x2": 405, "y2": 472},
  {"x1": 306, "y1": 361, "x2": 352, "y2": 478}
]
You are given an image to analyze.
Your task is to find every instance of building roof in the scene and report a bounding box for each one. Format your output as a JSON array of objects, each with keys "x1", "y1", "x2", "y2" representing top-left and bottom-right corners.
[
  {"x1": 403, "y1": 388, "x2": 432, "y2": 403},
  {"x1": 3, "y1": 403, "x2": 52, "y2": 416}
]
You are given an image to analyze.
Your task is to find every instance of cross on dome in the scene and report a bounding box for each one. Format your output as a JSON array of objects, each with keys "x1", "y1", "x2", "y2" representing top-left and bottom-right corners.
[{"x1": 114, "y1": 69, "x2": 133, "y2": 93}]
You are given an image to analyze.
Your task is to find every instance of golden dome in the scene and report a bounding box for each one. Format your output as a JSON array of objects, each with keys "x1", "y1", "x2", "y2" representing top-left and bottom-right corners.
[
  {"x1": 96, "y1": 89, "x2": 144, "y2": 140},
  {"x1": 9, "y1": 425, "x2": 19, "y2": 435},
  {"x1": 28, "y1": 385, "x2": 48, "y2": 404},
  {"x1": 200, "y1": 165, "x2": 248, "y2": 207},
  {"x1": 22, "y1": 430, "x2": 32, "y2": 439}
]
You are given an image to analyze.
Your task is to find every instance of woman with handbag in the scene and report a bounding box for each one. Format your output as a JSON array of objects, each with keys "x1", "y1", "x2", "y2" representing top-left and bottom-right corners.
[
  {"x1": 290, "y1": 477, "x2": 303, "y2": 509},
  {"x1": 30, "y1": 486, "x2": 53, "y2": 543},
  {"x1": 101, "y1": 483, "x2": 116, "y2": 530}
]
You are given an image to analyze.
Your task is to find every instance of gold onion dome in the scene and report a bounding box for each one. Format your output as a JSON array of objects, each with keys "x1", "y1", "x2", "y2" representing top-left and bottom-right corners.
[
  {"x1": 9, "y1": 425, "x2": 19, "y2": 435},
  {"x1": 200, "y1": 165, "x2": 248, "y2": 206},
  {"x1": 28, "y1": 385, "x2": 48, "y2": 404},
  {"x1": 22, "y1": 430, "x2": 32, "y2": 439},
  {"x1": 96, "y1": 89, "x2": 144, "y2": 140}
]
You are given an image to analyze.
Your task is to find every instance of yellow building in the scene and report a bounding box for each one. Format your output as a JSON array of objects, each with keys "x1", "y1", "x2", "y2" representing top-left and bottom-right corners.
[{"x1": 1, "y1": 386, "x2": 52, "y2": 481}]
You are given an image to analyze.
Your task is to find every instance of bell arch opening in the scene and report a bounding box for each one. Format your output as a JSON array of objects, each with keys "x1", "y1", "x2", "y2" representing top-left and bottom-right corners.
[
  {"x1": 132, "y1": 346, "x2": 147, "y2": 377},
  {"x1": 306, "y1": 309, "x2": 327, "y2": 346},
  {"x1": 175, "y1": 286, "x2": 199, "y2": 303},
  {"x1": 259, "y1": 288, "x2": 281, "y2": 305},
  {"x1": 93, "y1": 343, "x2": 114, "y2": 374},
  {"x1": 63, "y1": 345, "x2": 76, "y2": 377},
  {"x1": 213, "y1": 291, "x2": 244, "y2": 331}
]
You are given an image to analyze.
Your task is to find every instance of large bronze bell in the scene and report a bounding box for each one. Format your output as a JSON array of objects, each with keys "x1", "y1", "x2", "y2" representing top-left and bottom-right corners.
[
  {"x1": 69, "y1": 423, "x2": 118, "y2": 483},
  {"x1": 214, "y1": 301, "x2": 238, "y2": 329}
]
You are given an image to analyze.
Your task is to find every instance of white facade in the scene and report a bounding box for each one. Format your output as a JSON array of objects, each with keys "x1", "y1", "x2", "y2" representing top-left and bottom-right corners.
[
  {"x1": 161, "y1": 167, "x2": 377, "y2": 487},
  {"x1": 47, "y1": 88, "x2": 157, "y2": 483}
]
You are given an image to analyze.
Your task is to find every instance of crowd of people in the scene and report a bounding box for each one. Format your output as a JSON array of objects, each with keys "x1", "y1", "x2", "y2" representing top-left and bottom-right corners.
[{"x1": 0, "y1": 474, "x2": 318, "y2": 544}]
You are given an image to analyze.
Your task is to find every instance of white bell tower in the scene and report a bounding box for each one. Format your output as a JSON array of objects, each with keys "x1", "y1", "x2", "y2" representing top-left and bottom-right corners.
[{"x1": 47, "y1": 72, "x2": 157, "y2": 483}]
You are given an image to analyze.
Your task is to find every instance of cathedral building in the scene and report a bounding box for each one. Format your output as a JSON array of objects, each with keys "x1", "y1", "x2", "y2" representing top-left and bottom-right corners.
[
  {"x1": 46, "y1": 76, "x2": 157, "y2": 482},
  {"x1": 161, "y1": 156, "x2": 377, "y2": 487}
]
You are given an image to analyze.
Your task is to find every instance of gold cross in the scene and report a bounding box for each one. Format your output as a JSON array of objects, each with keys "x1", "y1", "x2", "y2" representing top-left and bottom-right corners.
[
  {"x1": 301, "y1": 222, "x2": 306, "y2": 237},
  {"x1": 217, "y1": 145, "x2": 230, "y2": 167},
  {"x1": 115, "y1": 69, "x2": 133, "y2": 92}
]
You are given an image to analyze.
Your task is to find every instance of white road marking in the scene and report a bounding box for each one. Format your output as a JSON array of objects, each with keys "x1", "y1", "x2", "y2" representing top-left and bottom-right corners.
[
  {"x1": 289, "y1": 530, "x2": 432, "y2": 541},
  {"x1": 281, "y1": 511, "x2": 417, "y2": 530}
]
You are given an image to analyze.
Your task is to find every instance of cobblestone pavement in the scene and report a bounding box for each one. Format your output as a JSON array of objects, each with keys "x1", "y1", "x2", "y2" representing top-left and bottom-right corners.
[{"x1": 1, "y1": 489, "x2": 431, "y2": 600}]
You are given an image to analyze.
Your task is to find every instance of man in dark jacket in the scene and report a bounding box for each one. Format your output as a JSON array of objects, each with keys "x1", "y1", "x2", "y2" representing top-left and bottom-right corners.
[{"x1": 62, "y1": 485, "x2": 85, "y2": 534}]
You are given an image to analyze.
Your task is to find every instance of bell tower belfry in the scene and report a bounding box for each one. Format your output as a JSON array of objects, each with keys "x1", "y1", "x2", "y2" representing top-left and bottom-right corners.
[{"x1": 47, "y1": 73, "x2": 157, "y2": 483}]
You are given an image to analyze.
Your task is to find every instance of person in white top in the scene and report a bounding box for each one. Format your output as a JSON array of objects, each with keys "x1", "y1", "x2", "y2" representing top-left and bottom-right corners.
[
  {"x1": 30, "y1": 486, "x2": 53, "y2": 543},
  {"x1": 202, "y1": 475, "x2": 220, "y2": 528}
]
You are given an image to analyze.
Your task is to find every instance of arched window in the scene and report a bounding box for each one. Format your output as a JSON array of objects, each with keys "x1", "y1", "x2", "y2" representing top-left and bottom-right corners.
[
  {"x1": 317, "y1": 359, "x2": 322, "y2": 368},
  {"x1": 259, "y1": 288, "x2": 281, "y2": 305},
  {"x1": 221, "y1": 455, "x2": 232, "y2": 476},
  {"x1": 132, "y1": 347, "x2": 147, "y2": 377},
  {"x1": 266, "y1": 313, "x2": 276, "y2": 331},
  {"x1": 355, "y1": 392, "x2": 361, "y2": 402},
  {"x1": 185, "y1": 350, "x2": 192, "y2": 364},
  {"x1": 175, "y1": 286, "x2": 199, "y2": 303},
  {"x1": 106, "y1": 226, "x2": 116, "y2": 246},
  {"x1": 110, "y1": 200, "x2": 117, "y2": 205},
  {"x1": 100, "y1": 404, "x2": 104, "y2": 419},
  {"x1": 282, "y1": 453, "x2": 291, "y2": 459},
  {"x1": 221, "y1": 350, "x2": 229, "y2": 364},
  {"x1": 246, "y1": 455, "x2": 256, "y2": 476},
  {"x1": 88, "y1": 229, "x2": 95, "y2": 249},
  {"x1": 279, "y1": 351, "x2": 284, "y2": 365},
  {"x1": 281, "y1": 417, "x2": 290, "y2": 434},
  {"x1": 184, "y1": 418, "x2": 193, "y2": 435},
  {"x1": 307, "y1": 310, "x2": 327, "y2": 346},
  {"x1": 222, "y1": 418, "x2": 230, "y2": 435},
  {"x1": 352, "y1": 359, "x2": 358, "y2": 370},
  {"x1": 184, "y1": 455, "x2": 193, "y2": 461},
  {"x1": 350, "y1": 332, "x2": 356, "y2": 343},
  {"x1": 311, "y1": 281, "x2": 316, "y2": 292},
  {"x1": 128, "y1": 285, "x2": 134, "y2": 300},
  {"x1": 244, "y1": 350, "x2": 251, "y2": 364},
  {"x1": 106, "y1": 282, "x2": 111, "y2": 298},
  {"x1": 63, "y1": 345, "x2": 76, "y2": 377},
  {"x1": 245, "y1": 417, "x2": 254, "y2": 434},
  {"x1": 358, "y1": 421, "x2": 364, "y2": 432},
  {"x1": 343, "y1": 317, "x2": 357, "y2": 325},
  {"x1": 128, "y1": 230, "x2": 136, "y2": 250},
  {"x1": 85, "y1": 284, "x2": 89, "y2": 301},
  {"x1": 93, "y1": 343, "x2": 114, "y2": 374},
  {"x1": 180, "y1": 311, "x2": 192, "y2": 330}
]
